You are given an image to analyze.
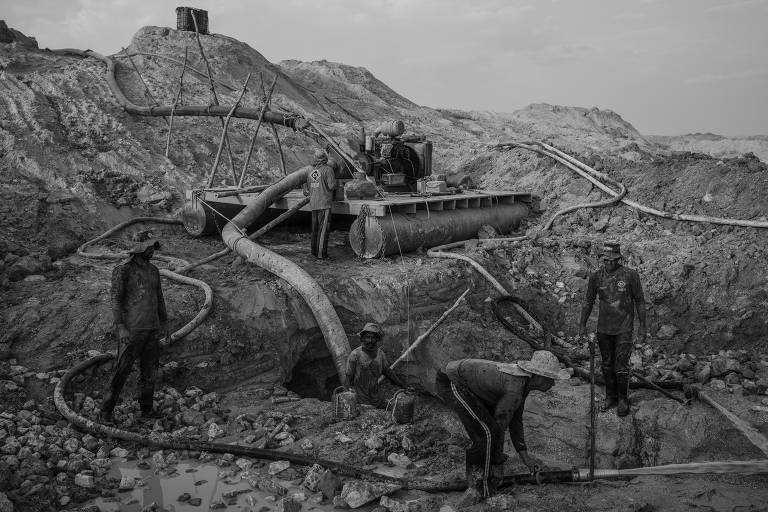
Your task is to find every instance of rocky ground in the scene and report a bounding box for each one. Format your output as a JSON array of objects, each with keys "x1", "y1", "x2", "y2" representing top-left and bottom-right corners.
[{"x1": 1, "y1": 21, "x2": 768, "y2": 512}]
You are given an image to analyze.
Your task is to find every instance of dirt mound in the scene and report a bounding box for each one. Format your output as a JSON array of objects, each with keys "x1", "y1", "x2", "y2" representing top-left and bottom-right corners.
[{"x1": 651, "y1": 133, "x2": 768, "y2": 163}]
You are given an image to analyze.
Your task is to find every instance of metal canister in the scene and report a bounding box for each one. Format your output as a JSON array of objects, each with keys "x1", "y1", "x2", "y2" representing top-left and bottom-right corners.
[
  {"x1": 390, "y1": 389, "x2": 415, "y2": 424},
  {"x1": 332, "y1": 386, "x2": 358, "y2": 420}
]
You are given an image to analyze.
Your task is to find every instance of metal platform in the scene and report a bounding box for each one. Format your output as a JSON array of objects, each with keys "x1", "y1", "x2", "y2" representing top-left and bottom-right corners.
[{"x1": 192, "y1": 188, "x2": 534, "y2": 217}]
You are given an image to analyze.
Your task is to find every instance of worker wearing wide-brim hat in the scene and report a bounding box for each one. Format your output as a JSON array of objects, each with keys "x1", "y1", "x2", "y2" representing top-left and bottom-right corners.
[
  {"x1": 345, "y1": 322, "x2": 406, "y2": 408},
  {"x1": 435, "y1": 350, "x2": 569, "y2": 498},
  {"x1": 579, "y1": 241, "x2": 646, "y2": 417},
  {"x1": 102, "y1": 239, "x2": 169, "y2": 421}
]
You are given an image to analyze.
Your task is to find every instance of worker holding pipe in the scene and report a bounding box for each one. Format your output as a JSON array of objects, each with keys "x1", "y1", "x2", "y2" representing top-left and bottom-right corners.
[
  {"x1": 579, "y1": 241, "x2": 647, "y2": 417},
  {"x1": 435, "y1": 351, "x2": 570, "y2": 498},
  {"x1": 303, "y1": 149, "x2": 337, "y2": 259},
  {"x1": 101, "y1": 240, "x2": 169, "y2": 422},
  {"x1": 346, "y1": 322, "x2": 406, "y2": 407}
]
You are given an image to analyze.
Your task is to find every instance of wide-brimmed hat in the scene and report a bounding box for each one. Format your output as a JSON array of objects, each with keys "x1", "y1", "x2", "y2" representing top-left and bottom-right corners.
[
  {"x1": 358, "y1": 322, "x2": 382, "y2": 337},
  {"x1": 600, "y1": 241, "x2": 623, "y2": 260},
  {"x1": 517, "y1": 350, "x2": 570, "y2": 380},
  {"x1": 128, "y1": 240, "x2": 161, "y2": 255}
]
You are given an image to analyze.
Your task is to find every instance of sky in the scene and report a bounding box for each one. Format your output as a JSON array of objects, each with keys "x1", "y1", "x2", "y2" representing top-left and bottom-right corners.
[{"x1": 3, "y1": 0, "x2": 768, "y2": 136}]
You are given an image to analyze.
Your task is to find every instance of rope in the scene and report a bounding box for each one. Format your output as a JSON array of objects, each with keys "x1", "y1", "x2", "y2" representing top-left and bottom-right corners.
[
  {"x1": 355, "y1": 204, "x2": 372, "y2": 258},
  {"x1": 386, "y1": 204, "x2": 412, "y2": 387}
]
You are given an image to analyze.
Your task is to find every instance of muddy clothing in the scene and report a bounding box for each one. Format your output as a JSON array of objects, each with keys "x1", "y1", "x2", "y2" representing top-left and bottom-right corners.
[
  {"x1": 437, "y1": 359, "x2": 532, "y2": 497},
  {"x1": 102, "y1": 330, "x2": 160, "y2": 414},
  {"x1": 443, "y1": 359, "x2": 528, "y2": 452},
  {"x1": 584, "y1": 264, "x2": 644, "y2": 402},
  {"x1": 311, "y1": 208, "x2": 332, "y2": 259},
  {"x1": 307, "y1": 163, "x2": 337, "y2": 211},
  {"x1": 111, "y1": 258, "x2": 167, "y2": 331},
  {"x1": 585, "y1": 266, "x2": 644, "y2": 335},
  {"x1": 105, "y1": 257, "x2": 167, "y2": 416},
  {"x1": 598, "y1": 332, "x2": 633, "y2": 401},
  {"x1": 346, "y1": 346, "x2": 389, "y2": 408}
]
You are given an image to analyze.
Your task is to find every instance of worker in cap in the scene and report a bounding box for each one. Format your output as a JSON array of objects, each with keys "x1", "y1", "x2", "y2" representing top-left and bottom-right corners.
[
  {"x1": 101, "y1": 239, "x2": 169, "y2": 422},
  {"x1": 345, "y1": 322, "x2": 406, "y2": 408},
  {"x1": 579, "y1": 241, "x2": 646, "y2": 417},
  {"x1": 435, "y1": 351, "x2": 569, "y2": 498},
  {"x1": 302, "y1": 148, "x2": 337, "y2": 259}
]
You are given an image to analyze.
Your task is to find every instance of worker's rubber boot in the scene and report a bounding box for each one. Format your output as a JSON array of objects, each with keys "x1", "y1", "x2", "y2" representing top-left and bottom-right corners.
[
  {"x1": 600, "y1": 372, "x2": 618, "y2": 412},
  {"x1": 616, "y1": 374, "x2": 630, "y2": 417}
]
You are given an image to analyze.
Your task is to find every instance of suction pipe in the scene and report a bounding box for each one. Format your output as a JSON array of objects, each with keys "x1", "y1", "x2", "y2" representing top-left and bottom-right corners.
[{"x1": 220, "y1": 168, "x2": 351, "y2": 384}]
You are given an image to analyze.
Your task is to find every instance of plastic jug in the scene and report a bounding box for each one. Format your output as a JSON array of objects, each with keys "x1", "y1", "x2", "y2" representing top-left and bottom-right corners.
[
  {"x1": 390, "y1": 389, "x2": 415, "y2": 424},
  {"x1": 332, "y1": 386, "x2": 358, "y2": 420}
]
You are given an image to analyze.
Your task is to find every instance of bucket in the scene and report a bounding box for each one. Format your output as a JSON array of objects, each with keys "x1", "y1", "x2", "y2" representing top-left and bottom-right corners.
[
  {"x1": 389, "y1": 389, "x2": 415, "y2": 424},
  {"x1": 332, "y1": 387, "x2": 358, "y2": 420}
]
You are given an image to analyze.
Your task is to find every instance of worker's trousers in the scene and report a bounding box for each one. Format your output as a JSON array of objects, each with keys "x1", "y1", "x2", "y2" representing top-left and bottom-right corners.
[
  {"x1": 102, "y1": 329, "x2": 160, "y2": 415},
  {"x1": 310, "y1": 208, "x2": 332, "y2": 259},
  {"x1": 435, "y1": 370, "x2": 504, "y2": 497},
  {"x1": 597, "y1": 331, "x2": 633, "y2": 400}
]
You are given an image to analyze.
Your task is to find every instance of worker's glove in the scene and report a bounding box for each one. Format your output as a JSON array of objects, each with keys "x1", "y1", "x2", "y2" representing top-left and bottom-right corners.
[{"x1": 116, "y1": 324, "x2": 131, "y2": 344}]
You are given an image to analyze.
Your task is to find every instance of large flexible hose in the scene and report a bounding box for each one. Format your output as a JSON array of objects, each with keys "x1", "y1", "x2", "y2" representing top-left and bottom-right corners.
[
  {"x1": 220, "y1": 169, "x2": 351, "y2": 385},
  {"x1": 499, "y1": 141, "x2": 768, "y2": 229},
  {"x1": 48, "y1": 49, "x2": 304, "y2": 130},
  {"x1": 56, "y1": 354, "x2": 767, "y2": 495},
  {"x1": 77, "y1": 216, "x2": 213, "y2": 345}
]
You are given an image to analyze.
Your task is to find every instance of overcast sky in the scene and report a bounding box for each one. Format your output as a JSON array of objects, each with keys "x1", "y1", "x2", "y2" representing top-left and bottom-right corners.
[{"x1": 4, "y1": 0, "x2": 768, "y2": 135}]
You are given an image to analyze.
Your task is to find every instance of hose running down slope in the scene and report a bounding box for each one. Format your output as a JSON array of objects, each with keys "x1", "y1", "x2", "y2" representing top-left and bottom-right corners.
[{"x1": 221, "y1": 168, "x2": 351, "y2": 384}]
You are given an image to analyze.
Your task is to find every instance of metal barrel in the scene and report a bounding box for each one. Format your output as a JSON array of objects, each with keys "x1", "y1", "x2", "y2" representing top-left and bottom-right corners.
[{"x1": 350, "y1": 203, "x2": 529, "y2": 258}]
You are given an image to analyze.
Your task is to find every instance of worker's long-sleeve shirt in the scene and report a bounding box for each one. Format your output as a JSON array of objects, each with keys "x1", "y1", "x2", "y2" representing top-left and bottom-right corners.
[
  {"x1": 445, "y1": 359, "x2": 529, "y2": 452},
  {"x1": 584, "y1": 265, "x2": 644, "y2": 335},
  {"x1": 111, "y1": 258, "x2": 167, "y2": 331}
]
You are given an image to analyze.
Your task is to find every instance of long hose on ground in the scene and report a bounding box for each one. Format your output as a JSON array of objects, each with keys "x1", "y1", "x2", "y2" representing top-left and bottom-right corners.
[
  {"x1": 498, "y1": 141, "x2": 768, "y2": 229},
  {"x1": 55, "y1": 354, "x2": 768, "y2": 493}
]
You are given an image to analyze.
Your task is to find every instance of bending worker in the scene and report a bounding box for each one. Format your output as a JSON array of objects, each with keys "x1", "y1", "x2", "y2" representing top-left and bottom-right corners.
[
  {"x1": 303, "y1": 149, "x2": 337, "y2": 259},
  {"x1": 436, "y1": 351, "x2": 569, "y2": 497},
  {"x1": 102, "y1": 240, "x2": 169, "y2": 421},
  {"x1": 579, "y1": 241, "x2": 646, "y2": 417},
  {"x1": 346, "y1": 322, "x2": 405, "y2": 408}
]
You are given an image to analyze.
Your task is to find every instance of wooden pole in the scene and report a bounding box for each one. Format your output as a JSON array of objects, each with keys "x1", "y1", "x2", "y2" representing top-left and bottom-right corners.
[
  {"x1": 190, "y1": 10, "x2": 238, "y2": 185},
  {"x1": 238, "y1": 74, "x2": 278, "y2": 187},
  {"x1": 588, "y1": 334, "x2": 596, "y2": 481},
  {"x1": 121, "y1": 47, "x2": 168, "y2": 126},
  {"x1": 695, "y1": 389, "x2": 768, "y2": 457},
  {"x1": 260, "y1": 79, "x2": 287, "y2": 178},
  {"x1": 379, "y1": 288, "x2": 471, "y2": 383},
  {"x1": 165, "y1": 47, "x2": 188, "y2": 158},
  {"x1": 271, "y1": 123, "x2": 287, "y2": 177},
  {"x1": 207, "y1": 73, "x2": 251, "y2": 188}
]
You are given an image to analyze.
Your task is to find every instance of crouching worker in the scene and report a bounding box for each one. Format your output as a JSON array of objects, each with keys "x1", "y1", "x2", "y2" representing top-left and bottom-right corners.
[
  {"x1": 101, "y1": 240, "x2": 170, "y2": 422},
  {"x1": 346, "y1": 322, "x2": 406, "y2": 408},
  {"x1": 435, "y1": 351, "x2": 569, "y2": 497}
]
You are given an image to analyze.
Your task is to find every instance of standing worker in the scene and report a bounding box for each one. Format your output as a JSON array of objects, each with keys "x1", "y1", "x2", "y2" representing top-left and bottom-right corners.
[
  {"x1": 579, "y1": 241, "x2": 646, "y2": 417},
  {"x1": 435, "y1": 352, "x2": 569, "y2": 498},
  {"x1": 303, "y1": 149, "x2": 337, "y2": 259},
  {"x1": 345, "y1": 322, "x2": 406, "y2": 408},
  {"x1": 101, "y1": 240, "x2": 170, "y2": 421}
]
